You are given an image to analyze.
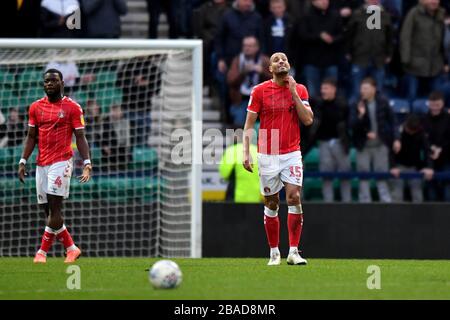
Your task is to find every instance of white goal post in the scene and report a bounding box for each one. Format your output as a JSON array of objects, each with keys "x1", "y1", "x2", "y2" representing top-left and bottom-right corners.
[{"x1": 0, "y1": 39, "x2": 202, "y2": 258}]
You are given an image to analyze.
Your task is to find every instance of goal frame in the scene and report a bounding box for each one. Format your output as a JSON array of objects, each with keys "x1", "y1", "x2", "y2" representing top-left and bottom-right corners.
[{"x1": 0, "y1": 39, "x2": 203, "y2": 258}]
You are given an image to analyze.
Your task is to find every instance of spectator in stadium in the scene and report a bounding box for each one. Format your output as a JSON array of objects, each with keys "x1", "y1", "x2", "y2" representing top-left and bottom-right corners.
[
  {"x1": 192, "y1": 0, "x2": 230, "y2": 86},
  {"x1": 116, "y1": 55, "x2": 162, "y2": 146},
  {"x1": 422, "y1": 91, "x2": 450, "y2": 201},
  {"x1": 40, "y1": 0, "x2": 81, "y2": 38},
  {"x1": 349, "y1": 77, "x2": 397, "y2": 203},
  {"x1": 227, "y1": 36, "x2": 271, "y2": 126},
  {"x1": 262, "y1": 0, "x2": 294, "y2": 56},
  {"x1": 294, "y1": 0, "x2": 344, "y2": 98},
  {"x1": 79, "y1": 0, "x2": 127, "y2": 38},
  {"x1": 215, "y1": 0, "x2": 263, "y2": 72},
  {"x1": 219, "y1": 126, "x2": 261, "y2": 203},
  {"x1": 45, "y1": 50, "x2": 96, "y2": 97},
  {"x1": 400, "y1": 0, "x2": 448, "y2": 102},
  {"x1": 101, "y1": 104, "x2": 131, "y2": 172},
  {"x1": 330, "y1": 0, "x2": 363, "y2": 27},
  {"x1": 5, "y1": 107, "x2": 26, "y2": 147},
  {"x1": 346, "y1": 0, "x2": 394, "y2": 103},
  {"x1": 310, "y1": 78, "x2": 351, "y2": 202},
  {"x1": 0, "y1": 0, "x2": 41, "y2": 37},
  {"x1": 84, "y1": 100, "x2": 103, "y2": 149},
  {"x1": 0, "y1": 110, "x2": 7, "y2": 148},
  {"x1": 146, "y1": 0, "x2": 180, "y2": 39},
  {"x1": 214, "y1": 0, "x2": 263, "y2": 122},
  {"x1": 390, "y1": 114, "x2": 434, "y2": 203}
]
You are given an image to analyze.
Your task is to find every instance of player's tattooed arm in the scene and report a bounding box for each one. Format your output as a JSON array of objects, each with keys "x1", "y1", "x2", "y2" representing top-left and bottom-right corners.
[
  {"x1": 18, "y1": 126, "x2": 37, "y2": 183},
  {"x1": 75, "y1": 129, "x2": 92, "y2": 183}
]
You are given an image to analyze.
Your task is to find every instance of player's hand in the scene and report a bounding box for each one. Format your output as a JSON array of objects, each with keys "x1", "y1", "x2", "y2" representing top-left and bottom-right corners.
[
  {"x1": 78, "y1": 164, "x2": 92, "y2": 183},
  {"x1": 284, "y1": 75, "x2": 297, "y2": 94},
  {"x1": 357, "y1": 101, "x2": 366, "y2": 117},
  {"x1": 243, "y1": 153, "x2": 253, "y2": 173},
  {"x1": 393, "y1": 140, "x2": 401, "y2": 154},
  {"x1": 421, "y1": 168, "x2": 434, "y2": 181},
  {"x1": 367, "y1": 131, "x2": 376, "y2": 140},
  {"x1": 390, "y1": 168, "x2": 401, "y2": 178},
  {"x1": 18, "y1": 163, "x2": 27, "y2": 184}
]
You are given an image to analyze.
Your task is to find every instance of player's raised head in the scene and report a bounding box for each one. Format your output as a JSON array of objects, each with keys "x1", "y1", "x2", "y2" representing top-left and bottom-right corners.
[
  {"x1": 43, "y1": 69, "x2": 64, "y2": 98},
  {"x1": 269, "y1": 52, "x2": 290, "y2": 76}
]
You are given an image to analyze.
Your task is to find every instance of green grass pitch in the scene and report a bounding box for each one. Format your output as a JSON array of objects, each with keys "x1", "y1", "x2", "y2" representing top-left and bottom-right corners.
[{"x1": 1, "y1": 258, "x2": 449, "y2": 299}]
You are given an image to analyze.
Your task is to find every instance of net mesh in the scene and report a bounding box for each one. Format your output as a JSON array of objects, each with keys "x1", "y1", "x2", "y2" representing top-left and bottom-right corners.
[{"x1": 0, "y1": 45, "x2": 195, "y2": 257}]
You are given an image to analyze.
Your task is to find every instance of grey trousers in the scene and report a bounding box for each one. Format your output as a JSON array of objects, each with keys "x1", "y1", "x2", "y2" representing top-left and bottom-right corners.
[
  {"x1": 319, "y1": 139, "x2": 352, "y2": 202},
  {"x1": 390, "y1": 165, "x2": 424, "y2": 202},
  {"x1": 356, "y1": 144, "x2": 392, "y2": 203}
]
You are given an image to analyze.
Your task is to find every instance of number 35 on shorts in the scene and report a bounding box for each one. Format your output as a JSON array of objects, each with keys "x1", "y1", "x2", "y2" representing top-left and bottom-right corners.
[{"x1": 289, "y1": 166, "x2": 302, "y2": 178}]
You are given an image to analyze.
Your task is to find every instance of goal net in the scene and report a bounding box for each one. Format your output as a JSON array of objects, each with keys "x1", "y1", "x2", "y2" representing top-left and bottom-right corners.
[{"x1": 0, "y1": 39, "x2": 202, "y2": 258}]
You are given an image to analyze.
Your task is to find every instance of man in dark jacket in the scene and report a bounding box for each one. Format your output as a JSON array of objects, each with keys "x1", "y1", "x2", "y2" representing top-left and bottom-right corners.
[
  {"x1": 346, "y1": 0, "x2": 394, "y2": 103},
  {"x1": 294, "y1": 0, "x2": 343, "y2": 97},
  {"x1": 262, "y1": 0, "x2": 294, "y2": 56},
  {"x1": 350, "y1": 77, "x2": 397, "y2": 203},
  {"x1": 390, "y1": 114, "x2": 434, "y2": 203},
  {"x1": 422, "y1": 91, "x2": 450, "y2": 201},
  {"x1": 310, "y1": 78, "x2": 351, "y2": 202},
  {"x1": 400, "y1": 0, "x2": 448, "y2": 101},
  {"x1": 80, "y1": 0, "x2": 127, "y2": 38},
  {"x1": 215, "y1": 0, "x2": 263, "y2": 71}
]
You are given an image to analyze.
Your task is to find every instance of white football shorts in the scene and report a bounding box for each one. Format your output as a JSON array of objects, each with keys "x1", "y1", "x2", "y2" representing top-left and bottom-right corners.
[
  {"x1": 257, "y1": 151, "x2": 303, "y2": 196},
  {"x1": 36, "y1": 159, "x2": 73, "y2": 204}
]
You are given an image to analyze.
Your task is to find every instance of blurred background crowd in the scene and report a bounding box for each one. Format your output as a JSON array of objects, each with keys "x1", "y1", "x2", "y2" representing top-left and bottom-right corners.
[{"x1": 0, "y1": 0, "x2": 449, "y2": 203}]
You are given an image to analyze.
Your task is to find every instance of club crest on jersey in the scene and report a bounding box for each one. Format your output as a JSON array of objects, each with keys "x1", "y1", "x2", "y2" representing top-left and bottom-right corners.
[{"x1": 58, "y1": 110, "x2": 65, "y2": 118}]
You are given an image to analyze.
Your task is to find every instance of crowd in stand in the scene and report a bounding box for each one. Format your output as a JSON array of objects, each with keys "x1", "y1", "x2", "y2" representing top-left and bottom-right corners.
[{"x1": 0, "y1": 0, "x2": 449, "y2": 202}]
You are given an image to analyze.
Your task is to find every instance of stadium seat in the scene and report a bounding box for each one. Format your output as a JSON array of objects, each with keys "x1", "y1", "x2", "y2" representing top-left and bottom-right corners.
[
  {"x1": 18, "y1": 69, "x2": 42, "y2": 88},
  {"x1": 0, "y1": 70, "x2": 15, "y2": 89},
  {"x1": 90, "y1": 71, "x2": 117, "y2": 89},
  {"x1": 412, "y1": 99, "x2": 428, "y2": 114},
  {"x1": 96, "y1": 88, "x2": 123, "y2": 114},
  {"x1": 96, "y1": 176, "x2": 159, "y2": 203},
  {"x1": 303, "y1": 147, "x2": 319, "y2": 171},
  {"x1": 0, "y1": 148, "x2": 13, "y2": 167},
  {"x1": 131, "y1": 147, "x2": 158, "y2": 170},
  {"x1": 389, "y1": 98, "x2": 410, "y2": 114}
]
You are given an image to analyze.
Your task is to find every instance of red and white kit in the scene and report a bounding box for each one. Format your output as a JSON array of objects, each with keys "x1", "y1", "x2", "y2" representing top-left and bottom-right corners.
[
  {"x1": 28, "y1": 96, "x2": 85, "y2": 203},
  {"x1": 247, "y1": 80, "x2": 310, "y2": 195}
]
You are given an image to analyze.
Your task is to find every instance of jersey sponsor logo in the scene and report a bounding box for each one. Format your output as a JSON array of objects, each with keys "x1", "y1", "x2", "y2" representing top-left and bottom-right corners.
[{"x1": 55, "y1": 176, "x2": 63, "y2": 188}]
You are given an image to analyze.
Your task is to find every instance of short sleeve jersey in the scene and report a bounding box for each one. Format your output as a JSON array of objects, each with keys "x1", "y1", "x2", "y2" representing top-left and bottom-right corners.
[
  {"x1": 247, "y1": 80, "x2": 310, "y2": 154},
  {"x1": 28, "y1": 96, "x2": 85, "y2": 166}
]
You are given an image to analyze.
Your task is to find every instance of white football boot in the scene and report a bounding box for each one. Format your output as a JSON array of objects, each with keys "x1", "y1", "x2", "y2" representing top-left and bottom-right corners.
[
  {"x1": 286, "y1": 248, "x2": 307, "y2": 265},
  {"x1": 267, "y1": 251, "x2": 281, "y2": 266}
]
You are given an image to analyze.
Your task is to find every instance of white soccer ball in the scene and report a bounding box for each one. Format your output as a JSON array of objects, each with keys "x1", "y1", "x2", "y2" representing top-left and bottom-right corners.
[{"x1": 148, "y1": 259, "x2": 182, "y2": 289}]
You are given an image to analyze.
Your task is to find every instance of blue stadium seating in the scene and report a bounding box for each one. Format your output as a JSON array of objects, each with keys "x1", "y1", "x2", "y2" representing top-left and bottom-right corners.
[{"x1": 412, "y1": 99, "x2": 429, "y2": 114}]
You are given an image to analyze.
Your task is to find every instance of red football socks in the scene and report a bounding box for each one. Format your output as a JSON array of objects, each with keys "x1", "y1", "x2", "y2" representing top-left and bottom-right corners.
[
  {"x1": 39, "y1": 227, "x2": 56, "y2": 254},
  {"x1": 264, "y1": 215, "x2": 280, "y2": 248},
  {"x1": 288, "y1": 213, "x2": 303, "y2": 247}
]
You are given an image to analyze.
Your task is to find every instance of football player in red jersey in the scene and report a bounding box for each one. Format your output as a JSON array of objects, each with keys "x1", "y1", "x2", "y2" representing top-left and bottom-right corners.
[
  {"x1": 243, "y1": 52, "x2": 314, "y2": 265},
  {"x1": 18, "y1": 69, "x2": 92, "y2": 264}
]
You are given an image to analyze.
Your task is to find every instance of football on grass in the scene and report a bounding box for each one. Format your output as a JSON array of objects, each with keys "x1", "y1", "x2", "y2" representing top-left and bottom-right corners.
[{"x1": 149, "y1": 260, "x2": 182, "y2": 289}]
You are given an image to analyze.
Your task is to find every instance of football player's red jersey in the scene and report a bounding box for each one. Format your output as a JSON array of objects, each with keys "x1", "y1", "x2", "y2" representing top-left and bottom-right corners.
[
  {"x1": 28, "y1": 96, "x2": 85, "y2": 166},
  {"x1": 247, "y1": 80, "x2": 310, "y2": 155}
]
